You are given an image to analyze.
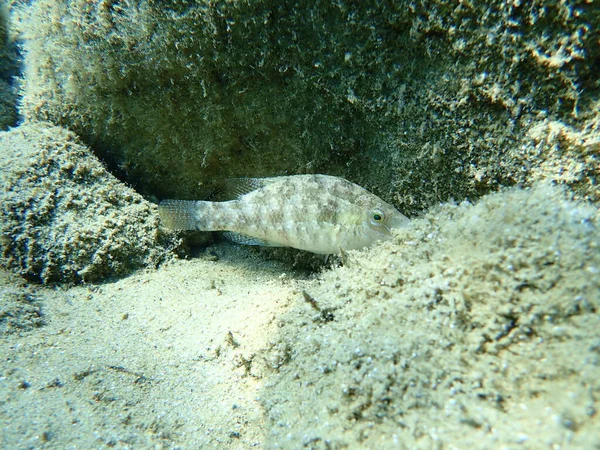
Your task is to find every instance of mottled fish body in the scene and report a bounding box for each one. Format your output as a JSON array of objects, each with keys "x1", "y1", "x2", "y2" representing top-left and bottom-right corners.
[{"x1": 159, "y1": 174, "x2": 408, "y2": 254}]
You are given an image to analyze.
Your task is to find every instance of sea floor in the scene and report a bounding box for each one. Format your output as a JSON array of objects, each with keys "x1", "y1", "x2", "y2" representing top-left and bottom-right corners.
[{"x1": 1, "y1": 183, "x2": 599, "y2": 449}]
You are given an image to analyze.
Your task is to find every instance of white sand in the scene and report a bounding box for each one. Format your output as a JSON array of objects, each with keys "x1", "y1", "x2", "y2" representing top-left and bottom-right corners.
[{"x1": 1, "y1": 243, "x2": 302, "y2": 448}]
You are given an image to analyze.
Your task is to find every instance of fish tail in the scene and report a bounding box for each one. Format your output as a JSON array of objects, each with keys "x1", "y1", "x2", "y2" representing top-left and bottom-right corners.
[{"x1": 158, "y1": 200, "x2": 206, "y2": 230}]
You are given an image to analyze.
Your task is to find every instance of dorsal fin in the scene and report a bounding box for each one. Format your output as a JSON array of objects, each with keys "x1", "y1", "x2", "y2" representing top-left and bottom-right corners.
[{"x1": 218, "y1": 177, "x2": 279, "y2": 200}]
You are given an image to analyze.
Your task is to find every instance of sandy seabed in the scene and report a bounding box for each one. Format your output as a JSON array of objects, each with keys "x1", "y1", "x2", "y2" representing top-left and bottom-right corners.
[{"x1": 1, "y1": 243, "x2": 297, "y2": 448}]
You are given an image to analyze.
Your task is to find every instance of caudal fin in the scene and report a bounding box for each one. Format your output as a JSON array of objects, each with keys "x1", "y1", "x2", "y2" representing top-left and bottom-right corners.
[{"x1": 158, "y1": 200, "x2": 201, "y2": 230}]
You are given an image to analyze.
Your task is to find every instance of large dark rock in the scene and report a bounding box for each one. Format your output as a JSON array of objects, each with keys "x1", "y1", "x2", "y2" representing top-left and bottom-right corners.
[{"x1": 19, "y1": 1, "x2": 599, "y2": 212}]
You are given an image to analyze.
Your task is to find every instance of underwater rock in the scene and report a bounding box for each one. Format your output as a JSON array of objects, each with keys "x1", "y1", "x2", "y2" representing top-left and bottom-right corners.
[
  {"x1": 0, "y1": 4, "x2": 17, "y2": 130},
  {"x1": 0, "y1": 123, "x2": 179, "y2": 284},
  {"x1": 18, "y1": 1, "x2": 600, "y2": 211},
  {"x1": 261, "y1": 183, "x2": 600, "y2": 448}
]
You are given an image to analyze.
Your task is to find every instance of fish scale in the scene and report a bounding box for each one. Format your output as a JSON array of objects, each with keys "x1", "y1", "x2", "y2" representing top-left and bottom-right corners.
[{"x1": 158, "y1": 174, "x2": 409, "y2": 254}]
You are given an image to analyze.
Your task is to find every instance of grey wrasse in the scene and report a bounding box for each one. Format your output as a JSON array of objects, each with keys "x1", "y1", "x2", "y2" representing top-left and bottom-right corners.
[{"x1": 158, "y1": 174, "x2": 409, "y2": 254}]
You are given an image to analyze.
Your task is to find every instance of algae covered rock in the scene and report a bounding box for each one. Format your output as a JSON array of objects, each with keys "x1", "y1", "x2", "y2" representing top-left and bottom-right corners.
[
  {"x1": 0, "y1": 123, "x2": 178, "y2": 284},
  {"x1": 261, "y1": 183, "x2": 600, "y2": 448},
  {"x1": 0, "y1": 3, "x2": 17, "y2": 130},
  {"x1": 20, "y1": 0, "x2": 363, "y2": 200},
  {"x1": 19, "y1": 0, "x2": 600, "y2": 212}
]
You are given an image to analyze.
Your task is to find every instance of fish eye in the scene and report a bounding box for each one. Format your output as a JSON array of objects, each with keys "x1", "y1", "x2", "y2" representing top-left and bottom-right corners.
[{"x1": 370, "y1": 209, "x2": 385, "y2": 225}]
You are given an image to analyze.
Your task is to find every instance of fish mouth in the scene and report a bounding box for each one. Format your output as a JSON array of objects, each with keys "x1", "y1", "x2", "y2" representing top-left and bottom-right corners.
[
  {"x1": 389, "y1": 211, "x2": 410, "y2": 229},
  {"x1": 371, "y1": 211, "x2": 409, "y2": 239}
]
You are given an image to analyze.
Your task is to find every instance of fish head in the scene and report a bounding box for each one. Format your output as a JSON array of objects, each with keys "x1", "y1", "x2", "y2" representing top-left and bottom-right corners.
[
  {"x1": 364, "y1": 201, "x2": 409, "y2": 238},
  {"x1": 345, "y1": 194, "x2": 409, "y2": 250}
]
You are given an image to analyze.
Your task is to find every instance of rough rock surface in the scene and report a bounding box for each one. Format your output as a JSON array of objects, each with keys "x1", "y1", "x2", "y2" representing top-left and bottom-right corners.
[
  {"x1": 0, "y1": 123, "x2": 178, "y2": 284},
  {"x1": 261, "y1": 183, "x2": 600, "y2": 448},
  {"x1": 0, "y1": 3, "x2": 17, "y2": 130},
  {"x1": 19, "y1": 1, "x2": 600, "y2": 211}
]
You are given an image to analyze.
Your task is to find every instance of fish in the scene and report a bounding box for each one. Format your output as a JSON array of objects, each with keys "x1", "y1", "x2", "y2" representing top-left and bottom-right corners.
[{"x1": 158, "y1": 174, "x2": 409, "y2": 254}]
